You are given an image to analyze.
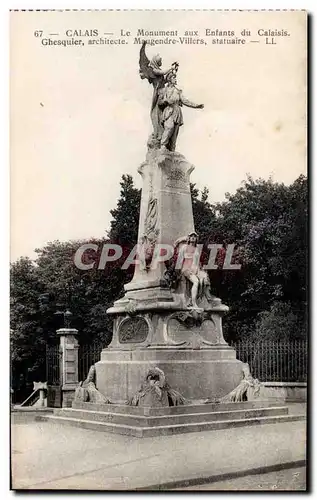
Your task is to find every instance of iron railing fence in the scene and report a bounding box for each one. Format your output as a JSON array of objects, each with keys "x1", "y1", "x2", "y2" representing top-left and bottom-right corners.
[
  {"x1": 78, "y1": 342, "x2": 104, "y2": 382},
  {"x1": 46, "y1": 342, "x2": 104, "y2": 385},
  {"x1": 47, "y1": 340, "x2": 307, "y2": 386},
  {"x1": 231, "y1": 340, "x2": 307, "y2": 382},
  {"x1": 46, "y1": 344, "x2": 61, "y2": 385}
]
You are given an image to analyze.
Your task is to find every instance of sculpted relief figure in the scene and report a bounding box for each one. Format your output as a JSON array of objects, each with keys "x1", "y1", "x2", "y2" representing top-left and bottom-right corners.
[
  {"x1": 207, "y1": 364, "x2": 262, "y2": 404},
  {"x1": 129, "y1": 367, "x2": 186, "y2": 407},
  {"x1": 139, "y1": 42, "x2": 203, "y2": 151},
  {"x1": 74, "y1": 365, "x2": 111, "y2": 404},
  {"x1": 139, "y1": 197, "x2": 159, "y2": 271}
]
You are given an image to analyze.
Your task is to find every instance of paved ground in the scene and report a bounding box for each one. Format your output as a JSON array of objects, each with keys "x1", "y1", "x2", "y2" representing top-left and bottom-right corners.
[
  {"x1": 11, "y1": 407, "x2": 306, "y2": 491},
  {"x1": 286, "y1": 402, "x2": 308, "y2": 415},
  {"x1": 177, "y1": 467, "x2": 306, "y2": 490}
]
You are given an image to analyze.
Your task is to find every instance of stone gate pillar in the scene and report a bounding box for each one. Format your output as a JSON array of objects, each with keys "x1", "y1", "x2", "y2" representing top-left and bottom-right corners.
[{"x1": 57, "y1": 328, "x2": 79, "y2": 407}]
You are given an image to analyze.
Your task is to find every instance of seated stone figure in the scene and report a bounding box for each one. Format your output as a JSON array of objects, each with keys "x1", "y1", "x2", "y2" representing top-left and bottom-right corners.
[
  {"x1": 219, "y1": 363, "x2": 261, "y2": 402},
  {"x1": 74, "y1": 365, "x2": 111, "y2": 404},
  {"x1": 206, "y1": 363, "x2": 262, "y2": 403},
  {"x1": 165, "y1": 232, "x2": 219, "y2": 309}
]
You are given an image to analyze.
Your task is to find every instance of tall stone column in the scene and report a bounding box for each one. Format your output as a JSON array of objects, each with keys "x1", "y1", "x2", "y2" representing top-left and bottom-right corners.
[
  {"x1": 57, "y1": 328, "x2": 79, "y2": 408},
  {"x1": 125, "y1": 148, "x2": 195, "y2": 292}
]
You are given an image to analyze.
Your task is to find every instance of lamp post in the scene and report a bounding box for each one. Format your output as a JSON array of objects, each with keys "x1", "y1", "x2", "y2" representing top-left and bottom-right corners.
[
  {"x1": 54, "y1": 279, "x2": 74, "y2": 328},
  {"x1": 54, "y1": 306, "x2": 73, "y2": 329}
]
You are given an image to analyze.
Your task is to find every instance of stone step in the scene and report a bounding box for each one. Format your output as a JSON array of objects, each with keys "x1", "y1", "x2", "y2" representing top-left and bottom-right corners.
[
  {"x1": 38, "y1": 413, "x2": 305, "y2": 438},
  {"x1": 72, "y1": 400, "x2": 287, "y2": 416},
  {"x1": 53, "y1": 406, "x2": 288, "y2": 427}
]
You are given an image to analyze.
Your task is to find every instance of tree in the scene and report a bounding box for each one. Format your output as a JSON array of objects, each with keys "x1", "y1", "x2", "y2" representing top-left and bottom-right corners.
[
  {"x1": 109, "y1": 174, "x2": 141, "y2": 247},
  {"x1": 211, "y1": 175, "x2": 307, "y2": 342},
  {"x1": 190, "y1": 184, "x2": 215, "y2": 242},
  {"x1": 33, "y1": 238, "x2": 113, "y2": 344},
  {"x1": 10, "y1": 257, "x2": 50, "y2": 397},
  {"x1": 253, "y1": 302, "x2": 306, "y2": 341}
]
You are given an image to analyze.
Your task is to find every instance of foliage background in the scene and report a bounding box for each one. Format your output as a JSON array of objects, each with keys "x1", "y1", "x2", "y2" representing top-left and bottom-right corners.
[{"x1": 10, "y1": 174, "x2": 307, "y2": 397}]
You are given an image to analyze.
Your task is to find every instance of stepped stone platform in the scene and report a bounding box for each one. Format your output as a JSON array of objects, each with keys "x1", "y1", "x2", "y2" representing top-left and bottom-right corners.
[{"x1": 37, "y1": 401, "x2": 305, "y2": 438}]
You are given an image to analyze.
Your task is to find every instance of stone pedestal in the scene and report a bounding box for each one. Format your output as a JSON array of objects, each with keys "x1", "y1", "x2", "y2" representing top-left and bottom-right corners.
[
  {"x1": 57, "y1": 328, "x2": 79, "y2": 407},
  {"x1": 95, "y1": 149, "x2": 243, "y2": 404},
  {"x1": 96, "y1": 346, "x2": 242, "y2": 403}
]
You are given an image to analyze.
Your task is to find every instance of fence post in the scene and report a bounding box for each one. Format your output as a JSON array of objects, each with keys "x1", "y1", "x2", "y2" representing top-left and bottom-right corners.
[{"x1": 56, "y1": 328, "x2": 79, "y2": 407}]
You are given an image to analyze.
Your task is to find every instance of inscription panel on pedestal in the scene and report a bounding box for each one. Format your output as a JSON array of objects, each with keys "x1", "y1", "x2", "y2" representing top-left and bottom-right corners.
[
  {"x1": 165, "y1": 168, "x2": 188, "y2": 191},
  {"x1": 118, "y1": 316, "x2": 149, "y2": 344}
]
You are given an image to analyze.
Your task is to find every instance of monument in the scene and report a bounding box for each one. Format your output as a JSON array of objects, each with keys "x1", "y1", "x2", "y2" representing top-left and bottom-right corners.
[{"x1": 95, "y1": 42, "x2": 244, "y2": 403}]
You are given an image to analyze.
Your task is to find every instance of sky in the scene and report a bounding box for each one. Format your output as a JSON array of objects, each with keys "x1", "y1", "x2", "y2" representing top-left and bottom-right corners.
[{"x1": 10, "y1": 10, "x2": 306, "y2": 261}]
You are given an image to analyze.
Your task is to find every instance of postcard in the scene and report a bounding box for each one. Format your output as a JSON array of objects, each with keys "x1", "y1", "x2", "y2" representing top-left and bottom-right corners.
[{"x1": 10, "y1": 9, "x2": 307, "y2": 491}]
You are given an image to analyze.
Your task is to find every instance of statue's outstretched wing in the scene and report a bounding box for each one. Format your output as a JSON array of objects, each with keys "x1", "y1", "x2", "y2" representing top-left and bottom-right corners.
[{"x1": 139, "y1": 41, "x2": 156, "y2": 83}]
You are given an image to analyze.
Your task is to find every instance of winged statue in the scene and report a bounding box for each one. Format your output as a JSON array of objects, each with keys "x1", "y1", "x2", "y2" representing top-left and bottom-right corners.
[
  {"x1": 139, "y1": 42, "x2": 204, "y2": 152},
  {"x1": 139, "y1": 42, "x2": 179, "y2": 142}
]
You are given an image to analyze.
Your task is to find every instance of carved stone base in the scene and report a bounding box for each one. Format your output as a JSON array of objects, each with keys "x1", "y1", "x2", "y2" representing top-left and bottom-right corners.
[
  {"x1": 51, "y1": 400, "x2": 296, "y2": 438},
  {"x1": 108, "y1": 293, "x2": 229, "y2": 346},
  {"x1": 100, "y1": 294, "x2": 241, "y2": 403},
  {"x1": 95, "y1": 346, "x2": 243, "y2": 403}
]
